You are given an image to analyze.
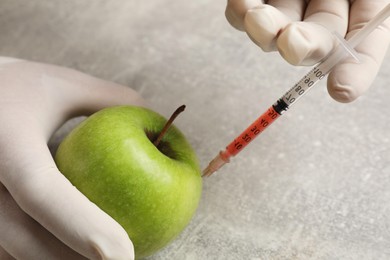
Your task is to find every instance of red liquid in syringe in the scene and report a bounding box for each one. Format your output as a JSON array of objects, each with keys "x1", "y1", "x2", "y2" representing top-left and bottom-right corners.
[
  {"x1": 222, "y1": 106, "x2": 280, "y2": 159},
  {"x1": 202, "y1": 105, "x2": 281, "y2": 177}
]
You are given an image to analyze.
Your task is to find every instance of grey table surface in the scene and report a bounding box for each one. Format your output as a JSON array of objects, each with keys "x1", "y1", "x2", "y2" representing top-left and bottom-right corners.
[{"x1": 1, "y1": 1, "x2": 390, "y2": 259}]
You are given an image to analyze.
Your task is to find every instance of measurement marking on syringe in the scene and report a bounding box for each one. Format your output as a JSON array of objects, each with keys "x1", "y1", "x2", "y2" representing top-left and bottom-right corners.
[
  {"x1": 282, "y1": 67, "x2": 326, "y2": 106},
  {"x1": 226, "y1": 107, "x2": 280, "y2": 157}
]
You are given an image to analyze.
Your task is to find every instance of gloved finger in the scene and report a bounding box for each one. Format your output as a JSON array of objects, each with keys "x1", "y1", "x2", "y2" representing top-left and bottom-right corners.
[
  {"x1": 244, "y1": 4, "x2": 291, "y2": 51},
  {"x1": 52, "y1": 67, "x2": 146, "y2": 117},
  {"x1": 276, "y1": 0, "x2": 350, "y2": 65},
  {"x1": 225, "y1": 0, "x2": 262, "y2": 31},
  {"x1": 0, "y1": 183, "x2": 86, "y2": 260},
  {"x1": 303, "y1": 0, "x2": 349, "y2": 34},
  {"x1": 266, "y1": 0, "x2": 305, "y2": 21},
  {"x1": 243, "y1": 0, "x2": 305, "y2": 52},
  {"x1": 327, "y1": 1, "x2": 390, "y2": 103},
  {"x1": 0, "y1": 125, "x2": 135, "y2": 259}
]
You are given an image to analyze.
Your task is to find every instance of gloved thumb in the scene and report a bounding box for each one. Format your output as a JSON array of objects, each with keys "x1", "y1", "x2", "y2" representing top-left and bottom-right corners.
[
  {"x1": 30, "y1": 62, "x2": 147, "y2": 139},
  {"x1": 244, "y1": 5, "x2": 335, "y2": 64},
  {"x1": 225, "y1": 0, "x2": 262, "y2": 31},
  {"x1": 327, "y1": 4, "x2": 390, "y2": 103}
]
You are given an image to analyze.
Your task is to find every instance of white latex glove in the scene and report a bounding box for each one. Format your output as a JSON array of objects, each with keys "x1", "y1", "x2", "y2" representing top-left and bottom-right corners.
[
  {"x1": 226, "y1": 0, "x2": 390, "y2": 102},
  {"x1": 0, "y1": 57, "x2": 146, "y2": 259}
]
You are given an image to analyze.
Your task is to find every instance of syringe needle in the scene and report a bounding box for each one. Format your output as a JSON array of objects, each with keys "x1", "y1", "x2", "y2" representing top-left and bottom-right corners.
[
  {"x1": 202, "y1": 152, "x2": 229, "y2": 177},
  {"x1": 202, "y1": 4, "x2": 390, "y2": 177}
]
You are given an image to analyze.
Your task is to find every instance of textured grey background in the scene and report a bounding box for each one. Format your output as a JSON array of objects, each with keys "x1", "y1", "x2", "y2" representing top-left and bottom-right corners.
[{"x1": 1, "y1": 1, "x2": 390, "y2": 259}]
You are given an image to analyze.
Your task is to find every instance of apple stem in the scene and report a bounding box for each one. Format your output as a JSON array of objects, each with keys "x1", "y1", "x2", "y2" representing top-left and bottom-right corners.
[{"x1": 153, "y1": 105, "x2": 186, "y2": 147}]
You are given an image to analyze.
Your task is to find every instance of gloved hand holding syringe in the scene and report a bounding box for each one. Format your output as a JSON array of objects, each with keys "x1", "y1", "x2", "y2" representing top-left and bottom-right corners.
[{"x1": 203, "y1": 4, "x2": 390, "y2": 177}]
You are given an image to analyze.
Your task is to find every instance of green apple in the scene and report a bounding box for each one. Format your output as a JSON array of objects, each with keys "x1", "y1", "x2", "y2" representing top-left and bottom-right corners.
[{"x1": 55, "y1": 105, "x2": 202, "y2": 259}]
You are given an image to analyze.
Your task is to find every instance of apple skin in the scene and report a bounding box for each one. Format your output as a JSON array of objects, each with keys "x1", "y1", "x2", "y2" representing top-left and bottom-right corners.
[{"x1": 55, "y1": 106, "x2": 202, "y2": 259}]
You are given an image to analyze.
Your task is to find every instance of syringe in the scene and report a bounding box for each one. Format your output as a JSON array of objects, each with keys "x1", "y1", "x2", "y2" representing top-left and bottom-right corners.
[{"x1": 203, "y1": 4, "x2": 390, "y2": 177}]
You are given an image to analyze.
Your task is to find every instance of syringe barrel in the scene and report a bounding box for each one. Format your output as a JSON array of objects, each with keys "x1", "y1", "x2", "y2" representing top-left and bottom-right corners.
[{"x1": 224, "y1": 106, "x2": 280, "y2": 157}]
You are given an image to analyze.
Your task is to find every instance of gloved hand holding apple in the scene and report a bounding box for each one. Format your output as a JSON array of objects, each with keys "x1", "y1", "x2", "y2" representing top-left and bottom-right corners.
[{"x1": 0, "y1": 57, "x2": 201, "y2": 259}]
